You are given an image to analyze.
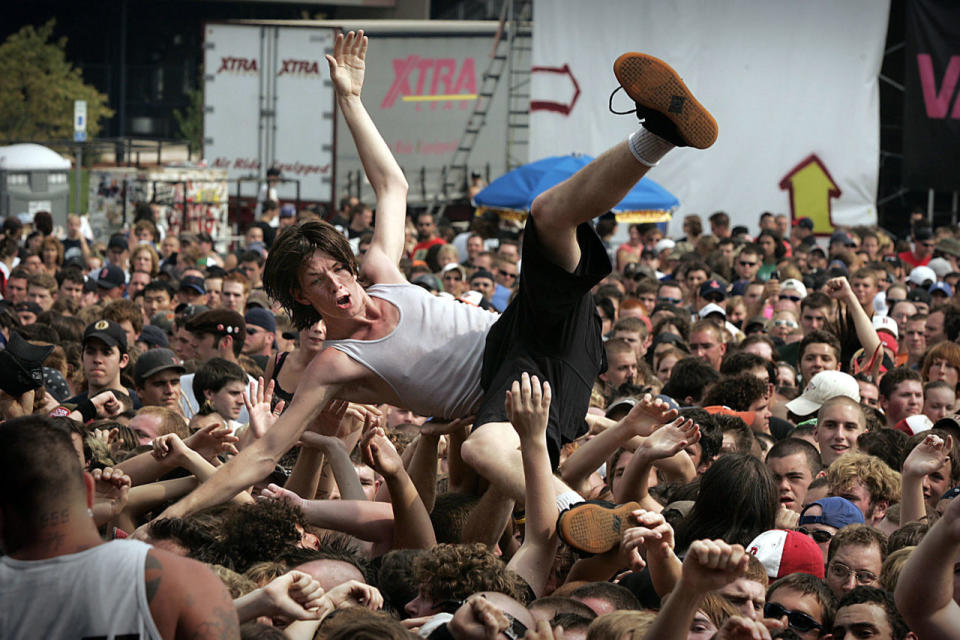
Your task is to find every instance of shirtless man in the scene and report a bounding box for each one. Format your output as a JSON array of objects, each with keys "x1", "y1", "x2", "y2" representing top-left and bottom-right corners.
[{"x1": 160, "y1": 31, "x2": 717, "y2": 517}]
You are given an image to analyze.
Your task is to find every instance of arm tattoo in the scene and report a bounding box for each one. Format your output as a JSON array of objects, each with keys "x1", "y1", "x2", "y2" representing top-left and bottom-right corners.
[
  {"x1": 144, "y1": 552, "x2": 163, "y2": 603},
  {"x1": 189, "y1": 605, "x2": 240, "y2": 640}
]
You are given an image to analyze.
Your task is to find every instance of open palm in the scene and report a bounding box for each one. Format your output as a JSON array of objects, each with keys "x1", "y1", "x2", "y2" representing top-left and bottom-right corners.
[{"x1": 326, "y1": 30, "x2": 367, "y2": 98}]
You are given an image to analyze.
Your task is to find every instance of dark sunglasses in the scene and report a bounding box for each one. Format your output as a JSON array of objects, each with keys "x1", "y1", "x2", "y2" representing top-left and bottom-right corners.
[
  {"x1": 798, "y1": 526, "x2": 833, "y2": 544},
  {"x1": 739, "y1": 260, "x2": 758, "y2": 267},
  {"x1": 764, "y1": 602, "x2": 823, "y2": 633},
  {"x1": 779, "y1": 294, "x2": 802, "y2": 303},
  {"x1": 658, "y1": 296, "x2": 682, "y2": 305}
]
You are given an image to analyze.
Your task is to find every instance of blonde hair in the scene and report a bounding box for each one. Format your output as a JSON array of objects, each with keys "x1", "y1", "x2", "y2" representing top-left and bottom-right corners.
[
  {"x1": 587, "y1": 610, "x2": 658, "y2": 640},
  {"x1": 827, "y1": 452, "x2": 902, "y2": 507},
  {"x1": 880, "y1": 546, "x2": 915, "y2": 592}
]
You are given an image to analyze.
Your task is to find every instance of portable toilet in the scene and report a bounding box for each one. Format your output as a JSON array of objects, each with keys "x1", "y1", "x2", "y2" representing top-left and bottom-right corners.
[{"x1": 0, "y1": 144, "x2": 72, "y2": 226}]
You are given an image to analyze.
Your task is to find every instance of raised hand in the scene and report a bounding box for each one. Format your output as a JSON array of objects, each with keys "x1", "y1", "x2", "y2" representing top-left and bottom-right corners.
[
  {"x1": 622, "y1": 509, "x2": 675, "y2": 559},
  {"x1": 90, "y1": 389, "x2": 123, "y2": 419},
  {"x1": 152, "y1": 433, "x2": 190, "y2": 466},
  {"x1": 641, "y1": 417, "x2": 700, "y2": 459},
  {"x1": 325, "y1": 30, "x2": 367, "y2": 98},
  {"x1": 360, "y1": 423, "x2": 403, "y2": 478},
  {"x1": 447, "y1": 595, "x2": 511, "y2": 640},
  {"x1": 245, "y1": 377, "x2": 284, "y2": 439},
  {"x1": 258, "y1": 482, "x2": 305, "y2": 512},
  {"x1": 505, "y1": 372, "x2": 551, "y2": 441},
  {"x1": 903, "y1": 433, "x2": 953, "y2": 479},
  {"x1": 622, "y1": 393, "x2": 679, "y2": 437},
  {"x1": 681, "y1": 539, "x2": 750, "y2": 594},
  {"x1": 91, "y1": 466, "x2": 132, "y2": 515},
  {"x1": 185, "y1": 422, "x2": 240, "y2": 461},
  {"x1": 825, "y1": 276, "x2": 854, "y2": 300}
]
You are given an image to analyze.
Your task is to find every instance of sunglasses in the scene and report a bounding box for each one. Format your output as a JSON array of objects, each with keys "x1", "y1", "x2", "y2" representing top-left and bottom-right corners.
[
  {"x1": 739, "y1": 261, "x2": 758, "y2": 267},
  {"x1": 773, "y1": 320, "x2": 799, "y2": 328},
  {"x1": 658, "y1": 297, "x2": 682, "y2": 305},
  {"x1": 703, "y1": 293, "x2": 725, "y2": 303},
  {"x1": 763, "y1": 602, "x2": 823, "y2": 633},
  {"x1": 779, "y1": 294, "x2": 802, "y2": 302},
  {"x1": 798, "y1": 526, "x2": 833, "y2": 543}
]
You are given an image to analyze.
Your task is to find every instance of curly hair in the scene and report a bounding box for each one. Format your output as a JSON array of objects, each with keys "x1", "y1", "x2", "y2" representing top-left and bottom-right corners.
[
  {"x1": 211, "y1": 501, "x2": 306, "y2": 573},
  {"x1": 827, "y1": 453, "x2": 902, "y2": 509},
  {"x1": 701, "y1": 374, "x2": 769, "y2": 412},
  {"x1": 412, "y1": 542, "x2": 527, "y2": 604}
]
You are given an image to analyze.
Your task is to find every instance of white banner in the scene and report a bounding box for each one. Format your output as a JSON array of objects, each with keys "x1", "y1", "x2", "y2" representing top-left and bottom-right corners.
[{"x1": 530, "y1": 0, "x2": 889, "y2": 237}]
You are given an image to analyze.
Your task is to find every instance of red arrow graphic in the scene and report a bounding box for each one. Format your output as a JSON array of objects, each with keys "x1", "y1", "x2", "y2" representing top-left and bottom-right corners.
[{"x1": 530, "y1": 64, "x2": 581, "y2": 115}]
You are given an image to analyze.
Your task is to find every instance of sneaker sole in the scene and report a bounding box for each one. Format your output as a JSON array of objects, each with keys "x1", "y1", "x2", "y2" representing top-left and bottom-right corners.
[
  {"x1": 558, "y1": 501, "x2": 641, "y2": 555},
  {"x1": 613, "y1": 53, "x2": 718, "y2": 149}
]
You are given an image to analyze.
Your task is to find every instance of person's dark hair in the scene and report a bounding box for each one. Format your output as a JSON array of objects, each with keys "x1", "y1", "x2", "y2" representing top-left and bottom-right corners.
[
  {"x1": 148, "y1": 516, "x2": 220, "y2": 555},
  {"x1": 595, "y1": 297, "x2": 616, "y2": 328},
  {"x1": 377, "y1": 549, "x2": 423, "y2": 615},
  {"x1": 680, "y1": 407, "x2": 722, "y2": 463},
  {"x1": 701, "y1": 374, "x2": 768, "y2": 411},
  {"x1": 569, "y1": 581, "x2": 641, "y2": 611},
  {"x1": 798, "y1": 330, "x2": 842, "y2": 364},
  {"x1": 856, "y1": 429, "x2": 908, "y2": 472},
  {"x1": 206, "y1": 501, "x2": 306, "y2": 573},
  {"x1": 264, "y1": 221, "x2": 358, "y2": 329},
  {"x1": 767, "y1": 572, "x2": 837, "y2": 633},
  {"x1": 710, "y1": 211, "x2": 730, "y2": 229},
  {"x1": 193, "y1": 357, "x2": 247, "y2": 403},
  {"x1": 720, "y1": 351, "x2": 776, "y2": 381},
  {"x1": 887, "y1": 522, "x2": 928, "y2": 554},
  {"x1": 239, "y1": 249, "x2": 265, "y2": 267},
  {"x1": 429, "y1": 492, "x2": 480, "y2": 544},
  {"x1": 661, "y1": 357, "x2": 721, "y2": 404},
  {"x1": 713, "y1": 414, "x2": 754, "y2": 454},
  {"x1": 757, "y1": 230, "x2": 787, "y2": 261},
  {"x1": 835, "y1": 586, "x2": 911, "y2": 640},
  {"x1": 33, "y1": 210, "x2": 53, "y2": 236},
  {"x1": 144, "y1": 280, "x2": 177, "y2": 298},
  {"x1": 674, "y1": 453, "x2": 778, "y2": 553},
  {"x1": 56, "y1": 266, "x2": 85, "y2": 287},
  {"x1": 412, "y1": 542, "x2": 526, "y2": 604},
  {"x1": 765, "y1": 438, "x2": 822, "y2": 476},
  {"x1": 878, "y1": 367, "x2": 923, "y2": 400},
  {"x1": 0, "y1": 416, "x2": 84, "y2": 553}
]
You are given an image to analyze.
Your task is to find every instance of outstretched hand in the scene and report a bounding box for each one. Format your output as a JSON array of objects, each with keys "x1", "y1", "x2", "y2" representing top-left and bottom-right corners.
[
  {"x1": 184, "y1": 421, "x2": 239, "y2": 461},
  {"x1": 505, "y1": 372, "x2": 551, "y2": 442},
  {"x1": 903, "y1": 433, "x2": 953, "y2": 479},
  {"x1": 622, "y1": 393, "x2": 679, "y2": 437},
  {"x1": 326, "y1": 30, "x2": 367, "y2": 98},
  {"x1": 245, "y1": 377, "x2": 284, "y2": 439},
  {"x1": 641, "y1": 417, "x2": 700, "y2": 459},
  {"x1": 361, "y1": 422, "x2": 404, "y2": 478},
  {"x1": 258, "y1": 482, "x2": 305, "y2": 511}
]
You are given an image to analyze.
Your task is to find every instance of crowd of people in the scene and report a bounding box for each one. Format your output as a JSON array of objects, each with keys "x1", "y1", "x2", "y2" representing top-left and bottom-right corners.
[{"x1": 3, "y1": 30, "x2": 960, "y2": 640}]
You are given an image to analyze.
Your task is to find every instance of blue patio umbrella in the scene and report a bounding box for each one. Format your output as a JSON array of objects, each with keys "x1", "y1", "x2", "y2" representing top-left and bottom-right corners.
[{"x1": 472, "y1": 154, "x2": 679, "y2": 222}]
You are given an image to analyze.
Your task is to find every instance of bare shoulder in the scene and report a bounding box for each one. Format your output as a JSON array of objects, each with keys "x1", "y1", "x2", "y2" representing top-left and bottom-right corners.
[
  {"x1": 145, "y1": 548, "x2": 239, "y2": 640},
  {"x1": 360, "y1": 245, "x2": 407, "y2": 285},
  {"x1": 305, "y1": 343, "x2": 376, "y2": 385}
]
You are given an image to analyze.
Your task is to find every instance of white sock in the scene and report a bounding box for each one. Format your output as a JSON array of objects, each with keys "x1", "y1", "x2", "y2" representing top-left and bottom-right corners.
[
  {"x1": 628, "y1": 128, "x2": 675, "y2": 167},
  {"x1": 556, "y1": 490, "x2": 586, "y2": 512}
]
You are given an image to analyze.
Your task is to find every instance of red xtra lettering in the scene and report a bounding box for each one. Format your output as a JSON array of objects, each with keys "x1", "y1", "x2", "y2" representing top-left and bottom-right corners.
[
  {"x1": 216, "y1": 57, "x2": 259, "y2": 74},
  {"x1": 381, "y1": 56, "x2": 477, "y2": 109}
]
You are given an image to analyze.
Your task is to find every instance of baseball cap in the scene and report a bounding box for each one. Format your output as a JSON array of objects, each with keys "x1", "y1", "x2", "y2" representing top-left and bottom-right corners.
[
  {"x1": 872, "y1": 314, "x2": 898, "y2": 339},
  {"x1": 930, "y1": 281, "x2": 953, "y2": 298},
  {"x1": 470, "y1": 269, "x2": 495, "y2": 282},
  {"x1": 698, "y1": 302, "x2": 726, "y2": 319},
  {"x1": 744, "y1": 315, "x2": 768, "y2": 333},
  {"x1": 928, "y1": 257, "x2": 952, "y2": 279},
  {"x1": 747, "y1": 529, "x2": 825, "y2": 580},
  {"x1": 245, "y1": 308, "x2": 277, "y2": 333},
  {"x1": 655, "y1": 238, "x2": 676, "y2": 254},
  {"x1": 704, "y1": 405, "x2": 756, "y2": 427},
  {"x1": 412, "y1": 274, "x2": 441, "y2": 292},
  {"x1": 780, "y1": 279, "x2": 808, "y2": 299},
  {"x1": 830, "y1": 231, "x2": 855, "y2": 247},
  {"x1": 785, "y1": 371, "x2": 860, "y2": 416},
  {"x1": 794, "y1": 217, "x2": 814, "y2": 230},
  {"x1": 245, "y1": 290, "x2": 271, "y2": 310},
  {"x1": 95, "y1": 264, "x2": 126, "y2": 290},
  {"x1": 107, "y1": 233, "x2": 129, "y2": 251},
  {"x1": 280, "y1": 204, "x2": 296, "y2": 218},
  {"x1": 799, "y1": 497, "x2": 865, "y2": 529},
  {"x1": 14, "y1": 301, "x2": 42, "y2": 316},
  {"x1": 185, "y1": 309, "x2": 245, "y2": 338},
  {"x1": 133, "y1": 348, "x2": 185, "y2": 386},
  {"x1": 83, "y1": 319, "x2": 128, "y2": 352},
  {"x1": 138, "y1": 324, "x2": 170, "y2": 348},
  {"x1": 0, "y1": 332, "x2": 54, "y2": 396},
  {"x1": 893, "y1": 414, "x2": 933, "y2": 437},
  {"x1": 914, "y1": 226, "x2": 934, "y2": 241},
  {"x1": 442, "y1": 262, "x2": 467, "y2": 277},
  {"x1": 179, "y1": 275, "x2": 206, "y2": 295},
  {"x1": 908, "y1": 266, "x2": 936, "y2": 287},
  {"x1": 699, "y1": 279, "x2": 727, "y2": 300},
  {"x1": 729, "y1": 280, "x2": 748, "y2": 296},
  {"x1": 907, "y1": 288, "x2": 932, "y2": 306}
]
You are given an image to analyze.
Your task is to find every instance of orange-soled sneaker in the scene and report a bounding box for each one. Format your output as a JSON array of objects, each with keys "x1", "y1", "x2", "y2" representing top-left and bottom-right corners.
[
  {"x1": 613, "y1": 52, "x2": 718, "y2": 149},
  {"x1": 556, "y1": 500, "x2": 642, "y2": 555}
]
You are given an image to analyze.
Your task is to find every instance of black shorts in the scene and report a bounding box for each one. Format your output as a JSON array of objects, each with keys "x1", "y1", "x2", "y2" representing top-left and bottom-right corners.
[{"x1": 474, "y1": 217, "x2": 611, "y2": 468}]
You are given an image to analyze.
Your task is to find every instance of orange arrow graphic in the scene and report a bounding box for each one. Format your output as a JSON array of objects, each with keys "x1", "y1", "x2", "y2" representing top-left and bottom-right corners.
[{"x1": 778, "y1": 154, "x2": 842, "y2": 234}]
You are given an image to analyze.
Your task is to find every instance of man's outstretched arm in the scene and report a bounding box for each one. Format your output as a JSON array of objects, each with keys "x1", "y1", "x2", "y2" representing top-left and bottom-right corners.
[
  {"x1": 327, "y1": 31, "x2": 408, "y2": 276},
  {"x1": 158, "y1": 351, "x2": 356, "y2": 519}
]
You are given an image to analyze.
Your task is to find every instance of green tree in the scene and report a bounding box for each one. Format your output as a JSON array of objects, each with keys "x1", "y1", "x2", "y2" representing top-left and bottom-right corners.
[
  {"x1": 173, "y1": 84, "x2": 203, "y2": 150},
  {"x1": 0, "y1": 19, "x2": 113, "y2": 141}
]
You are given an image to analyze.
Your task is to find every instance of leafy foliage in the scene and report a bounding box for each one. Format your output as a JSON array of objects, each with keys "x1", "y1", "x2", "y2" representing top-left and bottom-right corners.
[
  {"x1": 0, "y1": 20, "x2": 113, "y2": 141},
  {"x1": 173, "y1": 84, "x2": 203, "y2": 151}
]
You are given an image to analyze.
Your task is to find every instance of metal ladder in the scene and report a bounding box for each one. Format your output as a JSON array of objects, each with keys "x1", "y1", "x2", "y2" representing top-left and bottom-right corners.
[{"x1": 432, "y1": 0, "x2": 533, "y2": 217}]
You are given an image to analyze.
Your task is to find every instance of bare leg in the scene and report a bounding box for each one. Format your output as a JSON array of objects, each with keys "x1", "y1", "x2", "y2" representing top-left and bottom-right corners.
[
  {"x1": 530, "y1": 143, "x2": 653, "y2": 272},
  {"x1": 461, "y1": 422, "x2": 576, "y2": 504}
]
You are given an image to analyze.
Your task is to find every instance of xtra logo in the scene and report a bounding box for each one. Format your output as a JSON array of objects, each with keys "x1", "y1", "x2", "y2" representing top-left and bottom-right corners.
[
  {"x1": 217, "y1": 57, "x2": 259, "y2": 73},
  {"x1": 381, "y1": 56, "x2": 477, "y2": 109},
  {"x1": 278, "y1": 59, "x2": 322, "y2": 76}
]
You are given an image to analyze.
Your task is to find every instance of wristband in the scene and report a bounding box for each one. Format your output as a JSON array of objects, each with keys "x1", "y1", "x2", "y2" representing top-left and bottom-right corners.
[{"x1": 77, "y1": 398, "x2": 97, "y2": 423}]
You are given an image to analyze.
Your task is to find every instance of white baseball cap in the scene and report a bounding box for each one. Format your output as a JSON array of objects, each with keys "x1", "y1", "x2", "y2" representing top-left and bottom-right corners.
[
  {"x1": 908, "y1": 266, "x2": 937, "y2": 287},
  {"x1": 699, "y1": 302, "x2": 727, "y2": 319},
  {"x1": 785, "y1": 370, "x2": 860, "y2": 416},
  {"x1": 780, "y1": 279, "x2": 808, "y2": 299},
  {"x1": 873, "y1": 314, "x2": 898, "y2": 339}
]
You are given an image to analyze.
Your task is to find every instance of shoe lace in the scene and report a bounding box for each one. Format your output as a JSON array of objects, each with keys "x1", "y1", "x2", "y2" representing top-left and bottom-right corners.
[{"x1": 608, "y1": 86, "x2": 637, "y2": 115}]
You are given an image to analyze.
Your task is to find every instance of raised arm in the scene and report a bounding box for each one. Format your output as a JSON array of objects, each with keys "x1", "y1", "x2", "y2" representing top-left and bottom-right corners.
[
  {"x1": 158, "y1": 351, "x2": 354, "y2": 519},
  {"x1": 895, "y1": 493, "x2": 960, "y2": 639},
  {"x1": 327, "y1": 31, "x2": 408, "y2": 277},
  {"x1": 826, "y1": 276, "x2": 881, "y2": 358}
]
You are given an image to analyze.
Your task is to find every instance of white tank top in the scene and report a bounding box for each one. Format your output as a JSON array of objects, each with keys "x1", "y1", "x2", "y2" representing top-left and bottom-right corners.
[
  {"x1": 325, "y1": 283, "x2": 499, "y2": 418},
  {"x1": 0, "y1": 539, "x2": 163, "y2": 640}
]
